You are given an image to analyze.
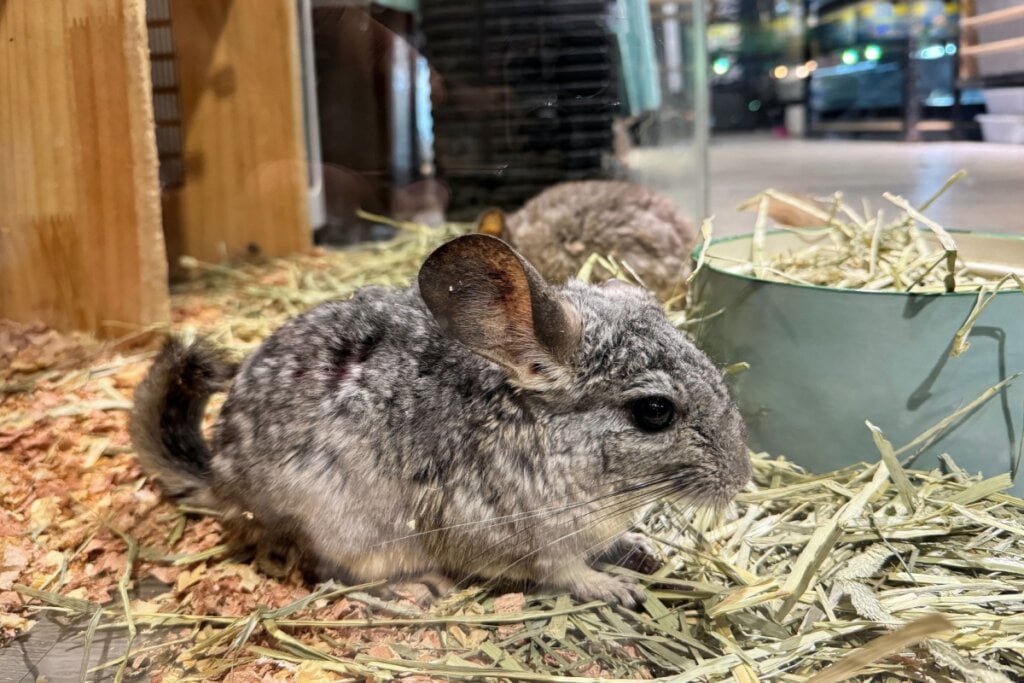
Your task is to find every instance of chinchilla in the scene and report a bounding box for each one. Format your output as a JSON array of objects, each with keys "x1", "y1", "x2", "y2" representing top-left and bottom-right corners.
[
  {"x1": 131, "y1": 233, "x2": 749, "y2": 607},
  {"x1": 477, "y1": 180, "x2": 696, "y2": 302}
]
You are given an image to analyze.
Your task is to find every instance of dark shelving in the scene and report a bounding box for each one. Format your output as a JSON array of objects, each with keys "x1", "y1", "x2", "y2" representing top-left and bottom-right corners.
[{"x1": 420, "y1": 0, "x2": 620, "y2": 216}]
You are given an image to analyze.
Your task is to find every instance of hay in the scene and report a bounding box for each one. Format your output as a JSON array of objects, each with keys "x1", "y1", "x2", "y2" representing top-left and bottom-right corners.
[
  {"x1": 2, "y1": 217, "x2": 1024, "y2": 682},
  {"x1": 730, "y1": 172, "x2": 1022, "y2": 294}
]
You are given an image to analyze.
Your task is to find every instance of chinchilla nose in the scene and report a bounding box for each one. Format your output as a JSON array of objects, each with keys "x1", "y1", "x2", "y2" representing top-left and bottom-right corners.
[
  {"x1": 729, "y1": 443, "x2": 753, "y2": 494},
  {"x1": 721, "y1": 409, "x2": 751, "y2": 496}
]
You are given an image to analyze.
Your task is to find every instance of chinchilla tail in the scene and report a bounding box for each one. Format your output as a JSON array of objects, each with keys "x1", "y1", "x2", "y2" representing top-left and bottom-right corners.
[{"x1": 129, "y1": 336, "x2": 237, "y2": 506}]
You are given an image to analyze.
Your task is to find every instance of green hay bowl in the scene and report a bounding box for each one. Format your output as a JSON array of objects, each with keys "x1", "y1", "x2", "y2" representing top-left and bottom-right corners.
[{"x1": 690, "y1": 230, "x2": 1024, "y2": 496}]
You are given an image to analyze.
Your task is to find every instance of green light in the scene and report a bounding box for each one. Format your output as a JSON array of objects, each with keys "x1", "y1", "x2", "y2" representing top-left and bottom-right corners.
[
  {"x1": 864, "y1": 44, "x2": 882, "y2": 61},
  {"x1": 712, "y1": 57, "x2": 731, "y2": 75},
  {"x1": 841, "y1": 48, "x2": 859, "y2": 65},
  {"x1": 748, "y1": 99, "x2": 762, "y2": 112}
]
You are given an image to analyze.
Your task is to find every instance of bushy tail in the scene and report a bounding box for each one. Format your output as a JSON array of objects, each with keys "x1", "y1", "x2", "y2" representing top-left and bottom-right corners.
[{"x1": 130, "y1": 337, "x2": 237, "y2": 504}]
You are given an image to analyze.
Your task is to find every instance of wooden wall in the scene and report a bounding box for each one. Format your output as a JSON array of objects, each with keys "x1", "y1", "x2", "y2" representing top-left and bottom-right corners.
[
  {"x1": 0, "y1": 0, "x2": 314, "y2": 337},
  {"x1": 0, "y1": 0, "x2": 169, "y2": 338},
  {"x1": 164, "y1": 0, "x2": 311, "y2": 265}
]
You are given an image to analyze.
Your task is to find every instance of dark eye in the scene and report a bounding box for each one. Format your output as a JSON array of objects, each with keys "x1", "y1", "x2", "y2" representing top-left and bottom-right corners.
[{"x1": 629, "y1": 396, "x2": 676, "y2": 432}]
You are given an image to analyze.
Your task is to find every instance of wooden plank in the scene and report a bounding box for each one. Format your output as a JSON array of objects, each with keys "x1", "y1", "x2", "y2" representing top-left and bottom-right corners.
[
  {"x1": 811, "y1": 119, "x2": 904, "y2": 133},
  {"x1": 959, "y1": 0, "x2": 980, "y2": 81},
  {"x1": 961, "y1": 35, "x2": 1024, "y2": 56},
  {"x1": 0, "y1": 576, "x2": 171, "y2": 682},
  {"x1": 166, "y1": 0, "x2": 311, "y2": 266},
  {"x1": 0, "y1": 0, "x2": 169, "y2": 338},
  {"x1": 961, "y1": 4, "x2": 1024, "y2": 27}
]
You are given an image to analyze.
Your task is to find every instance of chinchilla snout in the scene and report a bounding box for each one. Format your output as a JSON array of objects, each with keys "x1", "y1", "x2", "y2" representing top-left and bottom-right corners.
[
  {"x1": 655, "y1": 383, "x2": 751, "y2": 508},
  {"x1": 555, "y1": 279, "x2": 752, "y2": 509},
  {"x1": 700, "y1": 402, "x2": 752, "y2": 505}
]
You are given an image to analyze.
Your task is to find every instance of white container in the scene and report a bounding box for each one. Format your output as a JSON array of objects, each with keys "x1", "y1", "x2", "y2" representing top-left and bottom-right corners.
[
  {"x1": 977, "y1": 113, "x2": 1024, "y2": 143},
  {"x1": 984, "y1": 87, "x2": 1024, "y2": 114},
  {"x1": 784, "y1": 104, "x2": 806, "y2": 138}
]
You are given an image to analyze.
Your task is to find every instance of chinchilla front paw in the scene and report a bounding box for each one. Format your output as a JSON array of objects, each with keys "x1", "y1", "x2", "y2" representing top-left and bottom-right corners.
[
  {"x1": 601, "y1": 531, "x2": 662, "y2": 575},
  {"x1": 559, "y1": 565, "x2": 647, "y2": 608}
]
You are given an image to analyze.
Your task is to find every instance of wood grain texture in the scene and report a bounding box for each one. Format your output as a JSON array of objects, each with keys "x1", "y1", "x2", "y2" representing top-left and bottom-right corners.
[
  {"x1": 959, "y1": 0, "x2": 980, "y2": 80},
  {"x1": 165, "y1": 0, "x2": 311, "y2": 265},
  {"x1": 0, "y1": 0, "x2": 169, "y2": 338}
]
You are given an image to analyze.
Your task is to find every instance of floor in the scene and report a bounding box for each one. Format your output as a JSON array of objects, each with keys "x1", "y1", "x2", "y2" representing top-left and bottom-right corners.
[
  {"x1": 0, "y1": 579, "x2": 167, "y2": 683},
  {"x1": 631, "y1": 134, "x2": 1024, "y2": 237},
  {"x1": 3, "y1": 135, "x2": 1024, "y2": 682}
]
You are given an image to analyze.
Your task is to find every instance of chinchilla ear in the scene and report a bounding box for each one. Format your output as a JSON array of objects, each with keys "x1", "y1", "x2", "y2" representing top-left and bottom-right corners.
[
  {"x1": 475, "y1": 207, "x2": 507, "y2": 239},
  {"x1": 419, "y1": 234, "x2": 582, "y2": 389}
]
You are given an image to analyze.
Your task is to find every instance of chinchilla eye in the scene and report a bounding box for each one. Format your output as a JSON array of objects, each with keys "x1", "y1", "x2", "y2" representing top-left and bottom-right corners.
[{"x1": 629, "y1": 396, "x2": 676, "y2": 432}]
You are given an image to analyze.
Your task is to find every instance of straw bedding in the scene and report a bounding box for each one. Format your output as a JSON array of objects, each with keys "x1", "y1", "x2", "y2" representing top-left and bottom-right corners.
[{"x1": 2, "y1": 214, "x2": 1023, "y2": 682}]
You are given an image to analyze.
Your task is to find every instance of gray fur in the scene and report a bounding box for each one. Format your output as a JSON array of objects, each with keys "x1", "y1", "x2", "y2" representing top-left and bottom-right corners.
[
  {"x1": 130, "y1": 337, "x2": 236, "y2": 503},
  {"x1": 131, "y1": 235, "x2": 748, "y2": 607},
  {"x1": 498, "y1": 181, "x2": 697, "y2": 301}
]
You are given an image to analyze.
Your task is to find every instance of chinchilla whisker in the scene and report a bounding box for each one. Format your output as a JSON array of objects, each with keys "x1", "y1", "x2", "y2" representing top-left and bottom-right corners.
[
  {"x1": 459, "y1": 483, "x2": 680, "y2": 593},
  {"x1": 373, "y1": 473, "x2": 683, "y2": 549},
  {"x1": 371, "y1": 504, "x2": 583, "y2": 548},
  {"x1": 525, "y1": 522, "x2": 640, "y2": 592},
  {"x1": 562, "y1": 489, "x2": 696, "y2": 571},
  {"x1": 465, "y1": 491, "x2": 669, "y2": 596},
  {"x1": 534, "y1": 496, "x2": 679, "y2": 587},
  {"x1": 448, "y1": 489, "x2": 657, "y2": 594},
  {"x1": 448, "y1": 475, "x2": 684, "y2": 570}
]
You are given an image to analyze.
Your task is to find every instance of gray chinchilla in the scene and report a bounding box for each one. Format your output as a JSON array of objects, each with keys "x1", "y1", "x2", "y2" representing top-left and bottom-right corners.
[
  {"x1": 477, "y1": 181, "x2": 696, "y2": 302},
  {"x1": 131, "y1": 234, "x2": 749, "y2": 607}
]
